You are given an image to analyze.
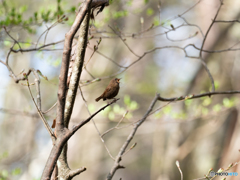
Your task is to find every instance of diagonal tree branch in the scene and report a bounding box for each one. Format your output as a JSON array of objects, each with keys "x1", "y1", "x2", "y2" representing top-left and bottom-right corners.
[
  {"x1": 106, "y1": 94, "x2": 159, "y2": 180},
  {"x1": 40, "y1": 99, "x2": 118, "y2": 180}
]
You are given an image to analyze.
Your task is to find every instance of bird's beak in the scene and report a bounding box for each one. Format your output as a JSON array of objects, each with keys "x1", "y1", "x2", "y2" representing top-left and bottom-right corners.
[{"x1": 117, "y1": 78, "x2": 121, "y2": 83}]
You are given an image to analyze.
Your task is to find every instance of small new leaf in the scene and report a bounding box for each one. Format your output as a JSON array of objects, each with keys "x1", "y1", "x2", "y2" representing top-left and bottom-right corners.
[
  {"x1": 37, "y1": 70, "x2": 48, "y2": 80},
  {"x1": 130, "y1": 143, "x2": 137, "y2": 149}
]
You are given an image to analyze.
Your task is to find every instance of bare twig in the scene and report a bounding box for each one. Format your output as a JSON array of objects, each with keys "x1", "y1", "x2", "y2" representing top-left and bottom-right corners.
[
  {"x1": 78, "y1": 85, "x2": 115, "y2": 160},
  {"x1": 199, "y1": 0, "x2": 223, "y2": 58},
  {"x1": 88, "y1": 46, "x2": 126, "y2": 68},
  {"x1": 42, "y1": 102, "x2": 58, "y2": 114},
  {"x1": 109, "y1": 25, "x2": 141, "y2": 58},
  {"x1": 0, "y1": 108, "x2": 39, "y2": 117},
  {"x1": 157, "y1": 91, "x2": 240, "y2": 102},
  {"x1": 67, "y1": 167, "x2": 87, "y2": 179},
  {"x1": 41, "y1": 98, "x2": 119, "y2": 180},
  {"x1": 215, "y1": 20, "x2": 240, "y2": 23},
  {"x1": 178, "y1": 0, "x2": 202, "y2": 17},
  {"x1": 187, "y1": 43, "x2": 240, "y2": 53},
  {"x1": 4, "y1": 27, "x2": 22, "y2": 51},
  {"x1": 26, "y1": 78, "x2": 55, "y2": 140},
  {"x1": 31, "y1": 69, "x2": 42, "y2": 110},
  {"x1": 165, "y1": 31, "x2": 198, "y2": 42},
  {"x1": 106, "y1": 94, "x2": 159, "y2": 180},
  {"x1": 176, "y1": 161, "x2": 183, "y2": 180},
  {"x1": 197, "y1": 0, "x2": 223, "y2": 92},
  {"x1": 101, "y1": 111, "x2": 128, "y2": 138}
]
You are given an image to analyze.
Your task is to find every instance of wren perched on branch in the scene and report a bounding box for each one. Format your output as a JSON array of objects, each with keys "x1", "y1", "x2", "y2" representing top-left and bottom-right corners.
[{"x1": 95, "y1": 78, "x2": 120, "y2": 102}]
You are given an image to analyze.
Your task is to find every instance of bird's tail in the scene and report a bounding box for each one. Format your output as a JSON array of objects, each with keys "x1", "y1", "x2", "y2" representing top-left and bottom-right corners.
[{"x1": 95, "y1": 95, "x2": 102, "y2": 102}]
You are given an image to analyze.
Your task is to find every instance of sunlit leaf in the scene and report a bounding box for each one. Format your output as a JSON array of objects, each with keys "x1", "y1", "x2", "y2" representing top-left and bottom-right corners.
[
  {"x1": 146, "y1": 8, "x2": 154, "y2": 16},
  {"x1": 108, "y1": 111, "x2": 115, "y2": 120},
  {"x1": 11, "y1": 168, "x2": 21, "y2": 176},
  {"x1": 213, "y1": 104, "x2": 221, "y2": 112},
  {"x1": 129, "y1": 101, "x2": 138, "y2": 110},
  {"x1": 88, "y1": 104, "x2": 96, "y2": 114},
  {"x1": 124, "y1": 95, "x2": 131, "y2": 106},
  {"x1": 113, "y1": 104, "x2": 120, "y2": 113},
  {"x1": 163, "y1": 105, "x2": 172, "y2": 115},
  {"x1": 202, "y1": 98, "x2": 211, "y2": 106}
]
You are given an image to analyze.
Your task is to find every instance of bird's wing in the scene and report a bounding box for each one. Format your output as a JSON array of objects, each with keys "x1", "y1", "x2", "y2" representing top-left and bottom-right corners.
[{"x1": 104, "y1": 86, "x2": 112, "y2": 93}]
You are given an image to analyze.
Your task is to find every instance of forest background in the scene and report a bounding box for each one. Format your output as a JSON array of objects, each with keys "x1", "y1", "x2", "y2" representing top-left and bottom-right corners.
[{"x1": 0, "y1": 0, "x2": 240, "y2": 179}]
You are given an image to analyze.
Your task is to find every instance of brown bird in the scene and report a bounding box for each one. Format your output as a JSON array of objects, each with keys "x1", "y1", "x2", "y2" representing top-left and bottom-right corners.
[{"x1": 95, "y1": 78, "x2": 120, "y2": 102}]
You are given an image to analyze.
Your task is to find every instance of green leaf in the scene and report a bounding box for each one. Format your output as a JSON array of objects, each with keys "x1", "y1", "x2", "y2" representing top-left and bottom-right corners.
[
  {"x1": 1, "y1": 170, "x2": 8, "y2": 178},
  {"x1": 223, "y1": 97, "x2": 236, "y2": 108},
  {"x1": 113, "y1": 104, "x2": 120, "y2": 113},
  {"x1": 213, "y1": 104, "x2": 221, "y2": 112},
  {"x1": 34, "y1": 12, "x2": 38, "y2": 20},
  {"x1": 108, "y1": 111, "x2": 115, "y2": 120},
  {"x1": 217, "y1": 168, "x2": 224, "y2": 173},
  {"x1": 124, "y1": 95, "x2": 131, "y2": 106},
  {"x1": 172, "y1": 112, "x2": 186, "y2": 119},
  {"x1": 52, "y1": 58, "x2": 61, "y2": 67},
  {"x1": 19, "y1": 5, "x2": 28, "y2": 13},
  {"x1": 11, "y1": 168, "x2": 21, "y2": 176},
  {"x1": 201, "y1": 107, "x2": 208, "y2": 115},
  {"x1": 153, "y1": 16, "x2": 160, "y2": 26},
  {"x1": 185, "y1": 99, "x2": 192, "y2": 106},
  {"x1": 129, "y1": 101, "x2": 138, "y2": 110},
  {"x1": 0, "y1": 151, "x2": 8, "y2": 161},
  {"x1": 3, "y1": 41, "x2": 11, "y2": 46},
  {"x1": 88, "y1": 104, "x2": 95, "y2": 114},
  {"x1": 127, "y1": 0, "x2": 133, "y2": 6},
  {"x1": 154, "y1": 112, "x2": 163, "y2": 118},
  {"x1": 163, "y1": 105, "x2": 172, "y2": 115},
  {"x1": 113, "y1": 10, "x2": 128, "y2": 19},
  {"x1": 69, "y1": 6, "x2": 76, "y2": 13},
  {"x1": 202, "y1": 98, "x2": 211, "y2": 106},
  {"x1": 146, "y1": 8, "x2": 154, "y2": 16},
  {"x1": 126, "y1": 113, "x2": 133, "y2": 119},
  {"x1": 214, "y1": 81, "x2": 220, "y2": 90}
]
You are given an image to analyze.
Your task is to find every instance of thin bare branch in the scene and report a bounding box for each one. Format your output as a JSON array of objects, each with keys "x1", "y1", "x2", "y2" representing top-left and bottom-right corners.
[
  {"x1": 215, "y1": 20, "x2": 240, "y2": 23},
  {"x1": 101, "y1": 111, "x2": 128, "y2": 138},
  {"x1": 106, "y1": 94, "x2": 159, "y2": 180},
  {"x1": 31, "y1": 69, "x2": 42, "y2": 110},
  {"x1": 41, "y1": 98, "x2": 119, "y2": 180},
  {"x1": 88, "y1": 46, "x2": 126, "y2": 68},
  {"x1": 67, "y1": 167, "x2": 87, "y2": 180},
  {"x1": 157, "y1": 91, "x2": 240, "y2": 102},
  {"x1": 199, "y1": 0, "x2": 223, "y2": 58},
  {"x1": 179, "y1": 0, "x2": 202, "y2": 17},
  {"x1": 26, "y1": 78, "x2": 55, "y2": 140},
  {"x1": 109, "y1": 25, "x2": 141, "y2": 58},
  {"x1": 4, "y1": 26, "x2": 22, "y2": 51},
  {"x1": 42, "y1": 102, "x2": 58, "y2": 114},
  {"x1": 176, "y1": 161, "x2": 183, "y2": 180},
  {"x1": 78, "y1": 85, "x2": 115, "y2": 160}
]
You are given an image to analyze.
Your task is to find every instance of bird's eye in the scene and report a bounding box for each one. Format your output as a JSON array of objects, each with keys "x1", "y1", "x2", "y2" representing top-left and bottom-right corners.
[{"x1": 115, "y1": 78, "x2": 117, "y2": 81}]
